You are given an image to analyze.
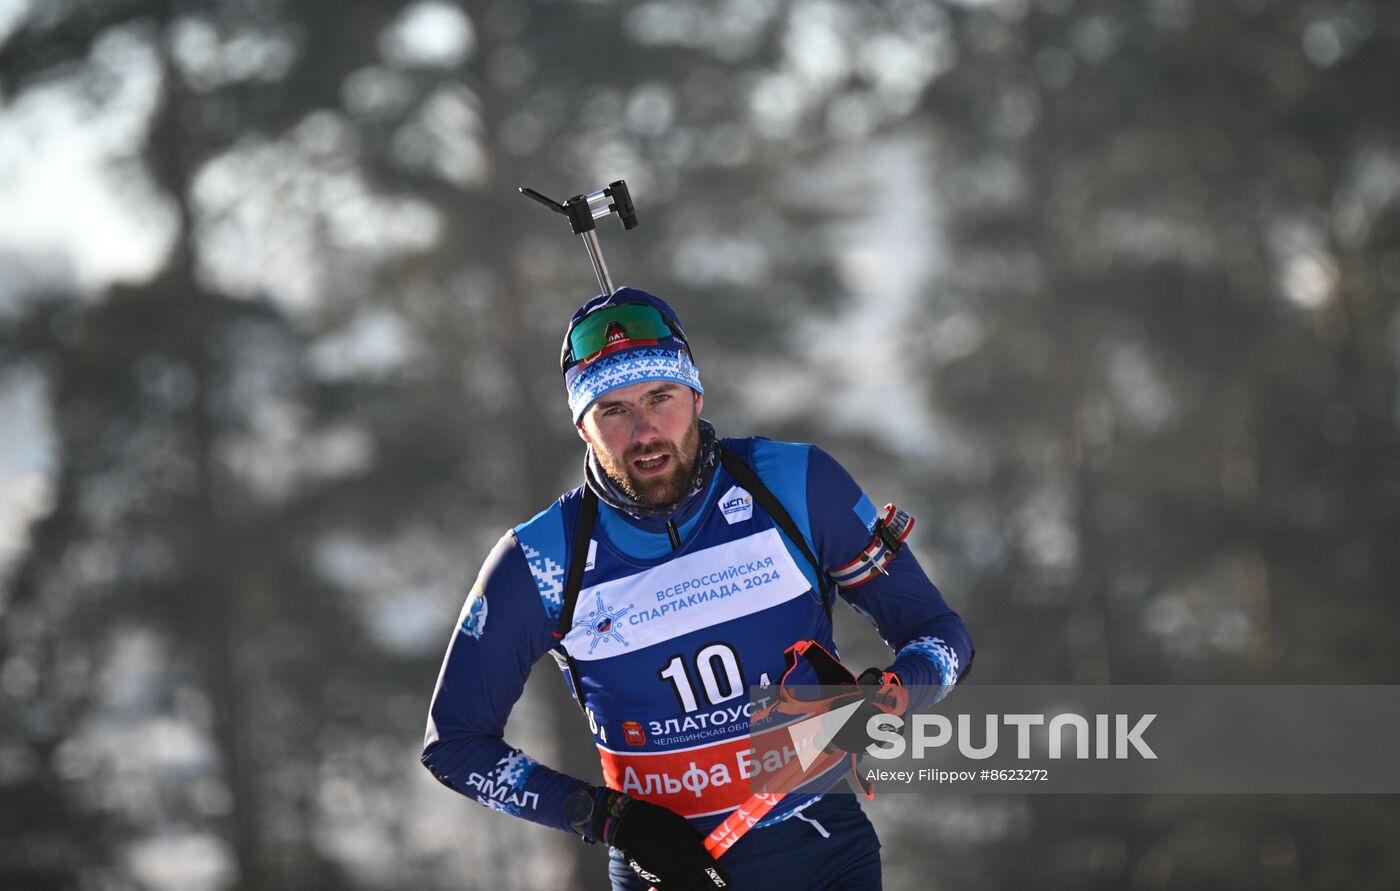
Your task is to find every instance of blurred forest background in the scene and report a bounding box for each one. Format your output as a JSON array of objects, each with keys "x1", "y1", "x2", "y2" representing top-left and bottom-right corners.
[{"x1": 1, "y1": 0, "x2": 1398, "y2": 889}]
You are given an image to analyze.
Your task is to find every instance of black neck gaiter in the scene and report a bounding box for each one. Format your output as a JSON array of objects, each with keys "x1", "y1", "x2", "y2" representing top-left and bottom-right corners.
[{"x1": 584, "y1": 418, "x2": 720, "y2": 519}]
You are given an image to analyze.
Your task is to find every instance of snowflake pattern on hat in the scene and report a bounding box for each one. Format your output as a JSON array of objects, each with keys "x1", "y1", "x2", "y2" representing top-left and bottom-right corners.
[{"x1": 567, "y1": 346, "x2": 703, "y2": 421}]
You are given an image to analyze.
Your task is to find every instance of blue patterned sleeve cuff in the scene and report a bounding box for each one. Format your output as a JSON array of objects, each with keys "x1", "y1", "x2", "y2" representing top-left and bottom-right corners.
[{"x1": 892, "y1": 635, "x2": 960, "y2": 690}]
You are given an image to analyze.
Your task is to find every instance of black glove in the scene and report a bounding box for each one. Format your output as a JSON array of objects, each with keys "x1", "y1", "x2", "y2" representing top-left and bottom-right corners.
[
  {"x1": 569, "y1": 786, "x2": 730, "y2": 890},
  {"x1": 829, "y1": 668, "x2": 908, "y2": 755}
]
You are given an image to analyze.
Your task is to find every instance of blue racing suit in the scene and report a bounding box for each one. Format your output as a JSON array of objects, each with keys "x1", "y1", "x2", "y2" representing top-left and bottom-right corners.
[{"x1": 422, "y1": 437, "x2": 973, "y2": 886}]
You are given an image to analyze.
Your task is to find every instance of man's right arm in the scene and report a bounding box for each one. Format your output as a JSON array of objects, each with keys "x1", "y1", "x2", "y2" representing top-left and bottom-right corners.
[{"x1": 421, "y1": 529, "x2": 588, "y2": 832}]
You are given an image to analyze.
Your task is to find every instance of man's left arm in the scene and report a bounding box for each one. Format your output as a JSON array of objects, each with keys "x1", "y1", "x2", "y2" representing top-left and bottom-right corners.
[{"x1": 804, "y1": 446, "x2": 974, "y2": 693}]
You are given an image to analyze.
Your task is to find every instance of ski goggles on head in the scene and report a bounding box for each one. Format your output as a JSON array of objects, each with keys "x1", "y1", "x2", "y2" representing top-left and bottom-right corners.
[{"x1": 562, "y1": 303, "x2": 687, "y2": 370}]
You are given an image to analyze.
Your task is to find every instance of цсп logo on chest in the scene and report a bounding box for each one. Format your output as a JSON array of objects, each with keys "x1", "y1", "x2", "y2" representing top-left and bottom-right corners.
[{"x1": 562, "y1": 528, "x2": 811, "y2": 662}]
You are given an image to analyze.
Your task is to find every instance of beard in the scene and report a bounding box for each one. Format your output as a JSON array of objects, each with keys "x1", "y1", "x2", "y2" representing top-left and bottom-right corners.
[{"x1": 595, "y1": 413, "x2": 702, "y2": 508}]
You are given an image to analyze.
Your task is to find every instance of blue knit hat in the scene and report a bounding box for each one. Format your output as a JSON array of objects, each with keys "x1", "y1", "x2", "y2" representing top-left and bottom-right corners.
[{"x1": 561, "y1": 287, "x2": 703, "y2": 423}]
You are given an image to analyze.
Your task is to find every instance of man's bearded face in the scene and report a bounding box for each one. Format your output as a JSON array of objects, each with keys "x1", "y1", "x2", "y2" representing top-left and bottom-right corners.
[{"x1": 580, "y1": 382, "x2": 703, "y2": 508}]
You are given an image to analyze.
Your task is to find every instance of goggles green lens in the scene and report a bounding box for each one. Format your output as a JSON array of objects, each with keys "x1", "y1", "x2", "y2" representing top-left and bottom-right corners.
[{"x1": 568, "y1": 304, "x2": 674, "y2": 362}]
